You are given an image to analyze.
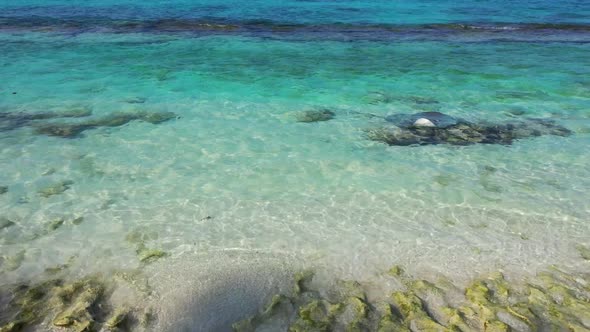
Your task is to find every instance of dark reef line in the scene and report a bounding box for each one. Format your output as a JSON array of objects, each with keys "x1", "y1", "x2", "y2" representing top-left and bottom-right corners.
[{"x1": 1, "y1": 17, "x2": 590, "y2": 41}]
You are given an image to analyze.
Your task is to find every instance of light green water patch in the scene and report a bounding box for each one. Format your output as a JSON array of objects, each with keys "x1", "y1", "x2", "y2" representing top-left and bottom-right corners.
[{"x1": 1, "y1": 34, "x2": 589, "y2": 118}]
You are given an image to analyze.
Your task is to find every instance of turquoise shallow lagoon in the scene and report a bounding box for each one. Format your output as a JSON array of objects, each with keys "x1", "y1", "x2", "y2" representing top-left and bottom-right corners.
[{"x1": 1, "y1": 1, "x2": 590, "y2": 331}]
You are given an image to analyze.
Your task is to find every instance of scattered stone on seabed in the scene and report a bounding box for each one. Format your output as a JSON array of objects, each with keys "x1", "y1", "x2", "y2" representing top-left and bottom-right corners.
[
  {"x1": 37, "y1": 180, "x2": 73, "y2": 198},
  {"x1": 34, "y1": 111, "x2": 177, "y2": 138},
  {"x1": 46, "y1": 218, "x2": 65, "y2": 231},
  {"x1": 295, "y1": 109, "x2": 335, "y2": 123},
  {"x1": 0, "y1": 217, "x2": 16, "y2": 230},
  {"x1": 0, "y1": 186, "x2": 7, "y2": 195},
  {"x1": 368, "y1": 111, "x2": 572, "y2": 146},
  {"x1": 123, "y1": 97, "x2": 147, "y2": 104},
  {"x1": 232, "y1": 265, "x2": 590, "y2": 332},
  {"x1": 71, "y1": 216, "x2": 84, "y2": 225}
]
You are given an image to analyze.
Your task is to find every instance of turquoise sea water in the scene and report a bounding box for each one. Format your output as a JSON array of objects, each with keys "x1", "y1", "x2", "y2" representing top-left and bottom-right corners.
[{"x1": 1, "y1": 1, "x2": 590, "y2": 331}]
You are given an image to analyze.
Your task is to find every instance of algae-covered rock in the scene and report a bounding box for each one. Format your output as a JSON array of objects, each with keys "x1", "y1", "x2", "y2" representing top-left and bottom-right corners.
[
  {"x1": 290, "y1": 299, "x2": 343, "y2": 331},
  {"x1": 340, "y1": 296, "x2": 370, "y2": 331},
  {"x1": 0, "y1": 186, "x2": 7, "y2": 195},
  {"x1": 233, "y1": 294, "x2": 293, "y2": 332},
  {"x1": 387, "y1": 265, "x2": 405, "y2": 278},
  {"x1": 377, "y1": 303, "x2": 408, "y2": 332},
  {"x1": 294, "y1": 270, "x2": 314, "y2": 295},
  {"x1": 335, "y1": 280, "x2": 366, "y2": 302},
  {"x1": 38, "y1": 180, "x2": 73, "y2": 197},
  {"x1": 296, "y1": 109, "x2": 335, "y2": 123},
  {"x1": 137, "y1": 247, "x2": 167, "y2": 263},
  {"x1": 105, "y1": 307, "x2": 129, "y2": 329},
  {"x1": 0, "y1": 321, "x2": 25, "y2": 332},
  {"x1": 230, "y1": 266, "x2": 590, "y2": 332},
  {"x1": 0, "y1": 271, "x2": 150, "y2": 332}
]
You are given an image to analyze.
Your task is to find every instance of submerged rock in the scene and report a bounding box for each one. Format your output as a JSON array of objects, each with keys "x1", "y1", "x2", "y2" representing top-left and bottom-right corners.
[
  {"x1": 0, "y1": 217, "x2": 15, "y2": 230},
  {"x1": 0, "y1": 186, "x2": 7, "y2": 195},
  {"x1": 372, "y1": 112, "x2": 572, "y2": 146},
  {"x1": 385, "y1": 111, "x2": 460, "y2": 129},
  {"x1": 37, "y1": 180, "x2": 73, "y2": 198},
  {"x1": 46, "y1": 218, "x2": 65, "y2": 231},
  {"x1": 296, "y1": 109, "x2": 335, "y2": 123},
  {"x1": 34, "y1": 111, "x2": 177, "y2": 138},
  {"x1": 137, "y1": 247, "x2": 167, "y2": 263},
  {"x1": 0, "y1": 108, "x2": 92, "y2": 132}
]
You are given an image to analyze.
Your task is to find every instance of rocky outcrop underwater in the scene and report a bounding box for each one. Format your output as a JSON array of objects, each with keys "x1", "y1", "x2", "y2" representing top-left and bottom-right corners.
[
  {"x1": 366, "y1": 111, "x2": 572, "y2": 146},
  {"x1": 34, "y1": 111, "x2": 177, "y2": 138},
  {"x1": 0, "y1": 109, "x2": 177, "y2": 138}
]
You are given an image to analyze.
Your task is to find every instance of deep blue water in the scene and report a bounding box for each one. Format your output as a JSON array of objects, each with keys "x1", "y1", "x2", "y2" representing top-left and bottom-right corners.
[{"x1": 1, "y1": 0, "x2": 589, "y2": 24}]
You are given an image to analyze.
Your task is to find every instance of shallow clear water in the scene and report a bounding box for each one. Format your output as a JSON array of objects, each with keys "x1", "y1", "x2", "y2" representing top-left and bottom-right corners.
[{"x1": 1, "y1": 1, "x2": 590, "y2": 330}]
